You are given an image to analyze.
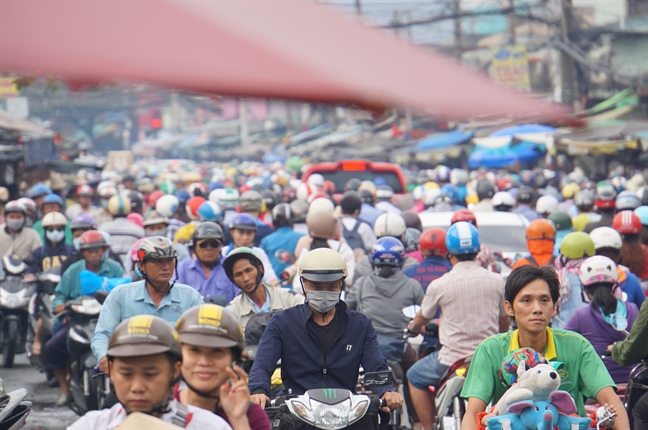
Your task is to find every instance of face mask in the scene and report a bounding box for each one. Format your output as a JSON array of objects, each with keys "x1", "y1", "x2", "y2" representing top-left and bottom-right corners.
[
  {"x1": 6, "y1": 219, "x2": 25, "y2": 231},
  {"x1": 73, "y1": 237, "x2": 82, "y2": 251},
  {"x1": 305, "y1": 290, "x2": 340, "y2": 314},
  {"x1": 46, "y1": 229, "x2": 65, "y2": 243},
  {"x1": 146, "y1": 227, "x2": 168, "y2": 238}
]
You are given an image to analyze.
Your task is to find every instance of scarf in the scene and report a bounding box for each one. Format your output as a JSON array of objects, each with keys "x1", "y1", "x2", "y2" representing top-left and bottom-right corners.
[{"x1": 554, "y1": 256, "x2": 584, "y2": 312}]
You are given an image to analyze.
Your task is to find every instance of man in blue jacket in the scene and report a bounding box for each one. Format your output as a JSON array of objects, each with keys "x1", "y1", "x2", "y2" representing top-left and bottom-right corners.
[{"x1": 248, "y1": 248, "x2": 403, "y2": 414}]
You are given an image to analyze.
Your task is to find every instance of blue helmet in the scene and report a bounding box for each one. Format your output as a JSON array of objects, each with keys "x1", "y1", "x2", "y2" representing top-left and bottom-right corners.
[
  {"x1": 371, "y1": 237, "x2": 405, "y2": 267},
  {"x1": 30, "y1": 184, "x2": 52, "y2": 199},
  {"x1": 197, "y1": 201, "x2": 223, "y2": 222},
  {"x1": 42, "y1": 193, "x2": 64, "y2": 207},
  {"x1": 440, "y1": 184, "x2": 461, "y2": 204},
  {"x1": 229, "y1": 213, "x2": 258, "y2": 231},
  {"x1": 635, "y1": 206, "x2": 648, "y2": 226},
  {"x1": 445, "y1": 221, "x2": 480, "y2": 255},
  {"x1": 175, "y1": 189, "x2": 190, "y2": 204}
]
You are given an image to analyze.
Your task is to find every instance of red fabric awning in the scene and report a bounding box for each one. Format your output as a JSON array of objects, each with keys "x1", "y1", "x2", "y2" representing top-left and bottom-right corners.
[{"x1": 1, "y1": 0, "x2": 565, "y2": 121}]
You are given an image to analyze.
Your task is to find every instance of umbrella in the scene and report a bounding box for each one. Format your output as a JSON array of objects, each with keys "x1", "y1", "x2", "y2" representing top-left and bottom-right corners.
[
  {"x1": 0, "y1": 1, "x2": 565, "y2": 121},
  {"x1": 489, "y1": 124, "x2": 558, "y2": 136},
  {"x1": 468, "y1": 141, "x2": 545, "y2": 169},
  {"x1": 474, "y1": 124, "x2": 559, "y2": 148},
  {"x1": 414, "y1": 130, "x2": 474, "y2": 151}
]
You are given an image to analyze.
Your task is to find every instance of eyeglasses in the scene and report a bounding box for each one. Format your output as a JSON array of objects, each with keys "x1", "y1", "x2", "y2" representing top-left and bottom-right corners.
[
  {"x1": 198, "y1": 239, "x2": 222, "y2": 249},
  {"x1": 46, "y1": 227, "x2": 65, "y2": 232}
]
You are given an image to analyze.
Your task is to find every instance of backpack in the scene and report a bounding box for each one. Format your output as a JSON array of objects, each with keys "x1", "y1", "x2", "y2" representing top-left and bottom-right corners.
[{"x1": 341, "y1": 219, "x2": 365, "y2": 252}]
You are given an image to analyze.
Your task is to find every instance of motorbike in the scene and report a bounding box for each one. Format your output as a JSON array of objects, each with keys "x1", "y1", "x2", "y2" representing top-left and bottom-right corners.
[
  {"x1": 0, "y1": 255, "x2": 34, "y2": 368},
  {"x1": 266, "y1": 371, "x2": 391, "y2": 430},
  {"x1": 63, "y1": 293, "x2": 107, "y2": 415},
  {"x1": 25, "y1": 267, "x2": 60, "y2": 373},
  {"x1": 0, "y1": 387, "x2": 32, "y2": 430}
]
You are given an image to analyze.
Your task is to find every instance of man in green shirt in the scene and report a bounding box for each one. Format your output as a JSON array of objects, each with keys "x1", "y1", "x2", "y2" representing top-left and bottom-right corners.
[{"x1": 460, "y1": 265, "x2": 629, "y2": 430}]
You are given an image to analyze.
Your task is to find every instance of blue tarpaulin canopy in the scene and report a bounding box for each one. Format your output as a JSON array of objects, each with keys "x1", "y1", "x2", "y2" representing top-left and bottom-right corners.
[
  {"x1": 468, "y1": 141, "x2": 545, "y2": 169},
  {"x1": 489, "y1": 124, "x2": 557, "y2": 137},
  {"x1": 414, "y1": 130, "x2": 474, "y2": 151}
]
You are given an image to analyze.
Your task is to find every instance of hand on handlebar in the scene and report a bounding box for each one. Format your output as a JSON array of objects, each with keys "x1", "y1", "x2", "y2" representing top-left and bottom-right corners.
[
  {"x1": 380, "y1": 391, "x2": 403, "y2": 412},
  {"x1": 54, "y1": 304, "x2": 66, "y2": 314},
  {"x1": 250, "y1": 393, "x2": 269, "y2": 409},
  {"x1": 99, "y1": 356, "x2": 110, "y2": 376}
]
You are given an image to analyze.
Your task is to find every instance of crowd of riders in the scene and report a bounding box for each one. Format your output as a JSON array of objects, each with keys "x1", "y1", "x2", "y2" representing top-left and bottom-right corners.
[{"x1": 1, "y1": 160, "x2": 647, "y2": 430}]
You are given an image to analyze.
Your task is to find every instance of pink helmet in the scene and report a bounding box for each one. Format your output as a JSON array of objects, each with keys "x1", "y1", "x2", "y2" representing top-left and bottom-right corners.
[
  {"x1": 126, "y1": 212, "x2": 143, "y2": 227},
  {"x1": 130, "y1": 238, "x2": 147, "y2": 263}
]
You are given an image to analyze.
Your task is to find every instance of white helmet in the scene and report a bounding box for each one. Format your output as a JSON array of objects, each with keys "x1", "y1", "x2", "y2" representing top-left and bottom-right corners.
[
  {"x1": 0, "y1": 186, "x2": 9, "y2": 202},
  {"x1": 307, "y1": 173, "x2": 325, "y2": 188},
  {"x1": 299, "y1": 248, "x2": 347, "y2": 282},
  {"x1": 308, "y1": 197, "x2": 335, "y2": 215},
  {"x1": 156, "y1": 194, "x2": 180, "y2": 218},
  {"x1": 210, "y1": 188, "x2": 239, "y2": 210},
  {"x1": 589, "y1": 227, "x2": 622, "y2": 250},
  {"x1": 374, "y1": 213, "x2": 406, "y2": 238},
  {"x1": 579, "y1": 255, "x2": 618, "y2": 286},
  {"x1": 41, "y1": 211, "x2": 68, "y2": 227},
  {"x1": 492, "y1": 191, "x2": 516, "y2": 208},
  {"x1": 422, "y1": 188, "x2": 441, "y2": 207},
  {"x1": 99, "y1": 185, "x2": 118, "y2": 198},
  {"x1": 296, "y1": 182, "x2": 319, "y2": 201},
  {"x1": 536, "y1": 195, "x2": 559, "y2": 216},
  {"x1": 450, "y1": 169, "x2": 469, "y2": 186},
  {"x1": 188, "y1": 182, "x2": 208, "y2": 198},
  {"x1": 412, "y1": 185, "x2": 425, "y2": 202}
]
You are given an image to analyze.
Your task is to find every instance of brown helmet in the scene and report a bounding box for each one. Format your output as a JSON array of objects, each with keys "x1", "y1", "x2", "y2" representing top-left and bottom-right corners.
[
  {"x1": 107, "y1": 315, "x2": 182, "y2": 360},
  {"x1": 307, "y1": 211, "x2": 336, "y2": 240},
  {"x1": 175, "y1": 304, "x2": 244, "y2": 352}
]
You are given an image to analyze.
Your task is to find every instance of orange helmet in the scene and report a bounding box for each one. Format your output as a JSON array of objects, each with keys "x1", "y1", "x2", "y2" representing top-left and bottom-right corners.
[
  {"x1": 451, "y1": 209, "x2": 477, "y2": 226},
  {"x1": 526, "y1": 219, "x2": 556, "y2": 241},
  {"x1": 419, "y1": 228, "x2": 447, "y2": 256}
]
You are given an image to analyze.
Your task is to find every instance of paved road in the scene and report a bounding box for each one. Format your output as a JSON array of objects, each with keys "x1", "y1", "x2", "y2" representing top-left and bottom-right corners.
[{"x1": 1, "y1": 354, "x2": 79, "y2": 429}]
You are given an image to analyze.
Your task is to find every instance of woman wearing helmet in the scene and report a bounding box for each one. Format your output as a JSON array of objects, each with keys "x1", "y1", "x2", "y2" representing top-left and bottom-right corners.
[
  {"x1": 174, "y1": 304, "x2": 271, "y2": 430},
  {"x1": 564, "y1": 256, "x2": 640, "y2": 383},
  {"x1": 69, "y1": 315, "x2": 229, "y2": 429},
  {"x1": 249, "y1": 248, "x2": 403, "y2": 414},
  {"x1": 0, "y1": 200, "x2": 42, "y2": 260},
  {"x1": 403, "y1": 228, "x2": 452, "y2": 291},
  {"x1": 553, "y1": 231, "x2": 596, "y2": 329},
  {"x1": 512, "y1": 219, "x2": 556, "y2": 269},
  {"x1": 612, "y1": 211, "x2": 647, "y2": 282}
]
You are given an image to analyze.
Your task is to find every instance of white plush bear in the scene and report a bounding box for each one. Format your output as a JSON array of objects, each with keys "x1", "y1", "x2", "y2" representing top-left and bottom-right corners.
[{"x1": 494, "y1": 362, "x2": 562, "y2": 415}]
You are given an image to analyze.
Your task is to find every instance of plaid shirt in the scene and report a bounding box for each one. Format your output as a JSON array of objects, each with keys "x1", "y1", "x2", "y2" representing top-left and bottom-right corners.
[
  {"x1": 421, "y1": 261, "x2": 506, "y2": 366},
  {"x1": 167, "y1": 218, "x2": 185, "y2": 241}
]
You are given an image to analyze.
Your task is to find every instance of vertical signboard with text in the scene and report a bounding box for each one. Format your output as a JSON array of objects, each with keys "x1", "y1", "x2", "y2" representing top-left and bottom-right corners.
[{"x1": 491, "y1": 45, "x2": 531, "y2": 92}]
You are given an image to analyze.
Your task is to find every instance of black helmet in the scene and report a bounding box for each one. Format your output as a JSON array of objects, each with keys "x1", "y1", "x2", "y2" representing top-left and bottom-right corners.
[
  {"x1": 261, "y1": 190, "x2": 279, "y2": 211},
  {"x1": 289, "y1": 199, "x2": 308, "y2": 223},
  {"x1": 191, "y1": 221, "x2": 224, "y2": 242},
  {"x1": 272, "y1": 203, "x2": 292, "y2": 227},
  {"x1": 127, "y1": 191, "x2": 144, "y2": 213},
  {"x1": 344, "y1": 178, "x2": 362, "y2": 192},
  {"x1": 359, "y1": 189, "x2": 374, "y2": 205},
  {"x1": 476, "y1": 179, "x2": 496, "y2": 201},
  {"x1": 517, "y1": 186, "x2": 537, "y2": 204}
]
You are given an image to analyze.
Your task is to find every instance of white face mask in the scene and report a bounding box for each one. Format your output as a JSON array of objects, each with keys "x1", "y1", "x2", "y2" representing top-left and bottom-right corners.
[
  {"x1": 46, "y1": 229, "x2": 65, "y2": 243},
  {"x1": 6, "y1": 219, "x2": 25, "y2": 231}
]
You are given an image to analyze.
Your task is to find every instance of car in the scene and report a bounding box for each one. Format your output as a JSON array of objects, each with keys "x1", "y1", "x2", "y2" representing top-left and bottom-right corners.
[{"x1": 418, "y1": 211, "x2": 530, "y2": 275}]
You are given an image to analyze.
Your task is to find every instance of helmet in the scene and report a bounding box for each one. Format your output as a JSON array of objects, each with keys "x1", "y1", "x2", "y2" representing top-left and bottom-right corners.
[
  {"x1": 579, "y1": 256, "x2": 618, "y2": 286},
  {"x1": 412, "y1": 185, "x2": 425, "y2": 202},
  {"x1": 559, "y1": 232, "x2": 595, "y2": 259},
  {"x1": 143, "y1": 211, "x2": 170, "y2": 227},
  {"x1": 476, "y1": 179, "x2": 496, "y2": 201},
  {"x1": 281, "y1": 187, "x2": 297, "y2": 203},
  {"x1": 185, "y1": 196, "x2": 206, "y2": 220},
  {"x1": 401, "y1": 211, "x2": 422, "y2": 231},
  {"x1": 612, "y1": 211, "x2": 641, "y2": 235},
  {"x1": 450, "y1": 169, "x2": 469, "y2": 186},
  {"x1": 175, "y1": 305, "x2": 244, "y2": 351},
  {"x1": 159, "y1": 180, "x2": 176, "y2": 195},
  {"x1": 307, "y1": 211, "x2": 336, "y2": 240},
  {"x1": 299, "y1": 248, "x2": 348, "y2": 282},
  {"x1": 574, "y1": 190, "x2": 595, "y2": 207},
  {"x1": 227, "y1": 212, "x2": 256, "y2": 231},
  {"x1": 188, "y1": 182, "x2": 208, "y2": 198},
  {"x1": 371, "y1": 237, "x2": 405, "y2": 267},
  {"x1": 261, "y1": 190, "x2": 279, "y2": 210},
  {"x1": 222, "y1": 247, "x2": 264, "y2": 283},
  {"x1": 359, "y1": 189, "x2": 375, "y2": 205},
  {"x1": 536, "y1": 195, "x2": 559, "y2": 216},
  {"x1": 615, "y1": 191, "x2": 641, "y2": 211},
  {"x1": 308, "y1": 197, "x2": 335, "y2": 215},
  {"x1": 419, "y1": 228, "x2": 447, "y2": 256},
  {"x1": 127, "y1": 191, "x2": 144, "y2": 213},
  {"x1": 637, "y1": 186, "x2": 648, "y2": 206},
  {"x1": 344, "y1": 178, "x2": 362, "y2": 192},
  {"x1": 71, "y1": 214, "x2": 98, "y2": 231},
  {"x1": 289, "y1": 199, "x2": 308, "y2": 223},
  {"x1": 148, "y1": 190, "x2": 165, "y2": 207},
  {"x1": 526, "y1": 219, "x2": 556, "y2": 240},
  {"x1": 436, "y1": 165, "x2": 451, "y2": 183},
  {"x1": 492, "y1": 192, "x2": 516, "y2": 210},
  {"x1": 42, "y1": 193, "x2": 64, "y2": 207},
  {"x1": 307, "y1": 173, "x2": 325, "y2": 188},
  {"x1": 108, "y1": 195, "x2": 131, "y2": 216},
  {"x1": 212, "y1": 188, "x2": 239, "y2": 209},
  {"x1": 446, "y1": 221, "x2": 480, "y2": 255},
  {"x1": 4, "y1": 200, "x2": 26, "y2": 215},
  {"x1": 272, "y1": 203, "x2": 292, "y2": 225},
  {"x1": 107, "y1": 315, "x2": 181, "y2": 359},
  {"x1": 374, "y1": 213, "x2": 406, "y2": 238},
  {"x1": 595, "y1": 181, "x2": 617, "y2": 209},
  {"x1": 130, "y1": 238, "x2": 147, "y2": 263},
  {"x1": 610, "y1": 176, "x2": 626, "y2": 192},
  {"x1": 156, "y1": 195, "x2": 180, "y2": 218},
  {"x1": 376, "y1": 185, "x2": 394, "y2": 201},
  {"x1": 403, "y1": 228, "x2": 421, "y2": 253},
  {"x1": 451, "y1": 209, "x2": 477, "y2": 226},
  {"x1": 76, "y1": 185, "x2": 94, "y2": 197},
  {"x1": 520, "y1": 170, "x2": 535, "y2": 186},
  {"x1": 635, "y1": 206, "x2": 648, "y2": 226},
  {"x1": 17, "y1": 197, "x2": 36, "y2": 213},
  {"x1": 136, "y1": 178, "x2": 155, "y2": 194},
  {"x1": 79, "y1": 230, "x2": 109, "y2": 250},
  {"x1": 440, "y1": 184, "x2": 461, "y2": 204},
  {"x1": 548, "y1": 211, "x2": 572, "y2": 231},
  {"x1": 0, "y1": 186, "x2": 9, "y2": 202},
  {"x1": 239, "y1": 191, "x2": 263, "y2": 212},
  {"x1": 192, "y1": 221, "x2": 224, "y2": 242},
  {"x1": 41, "y1": 212, "x2": 67, "y2": 227},
  {"x1": 590, "y1": 227, "x2": 622, "y2": 250},
  {"x1": 534, "y1": 172, "x2": 548, "y2": 189},
  {"x1": 516, "y1": 186, "x2": 537, "y2": 204},
  {"x1": 137, "y1": 237, "x2": 178, "y2": 261},
  {"x1": 99, "y1": 185, "x2": 118, "y2": 199},
  {"x1": 197, "y1": 201, "x2": 223, "y2": 222},
  {"x1": 175, "y1": 189, "x2": 190, "y2": 204},
  {"x1": 296, "y1": 182, "x2": 319, "y2": 201},
  {"x1": 561, "y1": 183, "x2": 580, "y2": 199},
  {"x1": 29, "y1": 184, "x2": 52, "y2": 199}
]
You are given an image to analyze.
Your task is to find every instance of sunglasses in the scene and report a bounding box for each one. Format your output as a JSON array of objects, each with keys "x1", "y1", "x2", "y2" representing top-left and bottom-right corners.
[
  {"x1": 198, "y1": 239, "x2": 222, "y2": 249},
  {"x1": 46, "y1": 227, "x2": 65, "y2": 232}
]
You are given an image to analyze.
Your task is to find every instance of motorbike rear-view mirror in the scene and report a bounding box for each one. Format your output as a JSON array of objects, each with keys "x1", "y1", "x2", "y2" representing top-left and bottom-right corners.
[
  {"x1": 363, "y1": 372, "x2": 393, "y2": 387},
  {"x1": 94, "y1": 290, "x2": 109, "y2": 305},
  {"x1": 610, "y1": 313, "x2": 629, "y2": 335},
  {"x1": 401, "y1": 305, "x2": 420, "y2": 319}
]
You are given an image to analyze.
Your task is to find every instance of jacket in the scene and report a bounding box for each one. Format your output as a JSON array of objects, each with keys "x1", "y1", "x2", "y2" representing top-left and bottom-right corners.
[
  {"x1": 248, "y1": 301, "x2": 394, "y2": 398},
  {"x1": 0, "y1": 224, "x2": 42, "y2": 260},
  {"x1": 352, "y1": 254, "x2": 418, "y2": 285},
  {"x1": 26, "y1": 239, "x2": 74, "y2": 274},
  {"x1": 402, "y1": 255, "x2": 451, "y2": 292},
  {"x1": 226, "y1": 284, "x2": 304, "y2": 329},
  {"x1": 612, "y1": 299, "x2": 648, "y2": 366}
]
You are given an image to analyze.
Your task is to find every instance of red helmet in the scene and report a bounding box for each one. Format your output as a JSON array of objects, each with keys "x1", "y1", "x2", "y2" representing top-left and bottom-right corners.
[
  {"x1": 419, "y1": 228, "x2": 448, "y2": 256},
  {"x1": 148, "y1": 190, "x2": 165, "y2": 206},
  {"x1": 612, "y1": 211, "x2": 641, "y2": 235},
  {"x1": 451, "y1": 209, "x2": 477, "y2": 226},
  {"x1": 186, "y1": 196, "x2": 206, "y2": 220},
  {"x1": 79, "y1": 230, "x2": 109, "y2": 250}
]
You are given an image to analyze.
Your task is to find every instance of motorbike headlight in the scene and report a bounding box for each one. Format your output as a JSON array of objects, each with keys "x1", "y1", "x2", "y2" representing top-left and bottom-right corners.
[
  {"x1": 348, "y1": 399, "x2": 369, "y2": 425},
  {"x1": 291, "y1": 401, "x2": 315, "y2": 424},
  {"x1": 0, "y1": 289, "x2": 22, "y2": 309},
  {"x1": 312, "y1": 400, "x2": 352, "y2": 430}
]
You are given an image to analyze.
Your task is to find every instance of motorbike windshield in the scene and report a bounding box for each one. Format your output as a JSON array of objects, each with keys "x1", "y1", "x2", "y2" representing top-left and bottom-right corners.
[{"x1": 1, "y1": 278, "x2": 25, "y2": 294}]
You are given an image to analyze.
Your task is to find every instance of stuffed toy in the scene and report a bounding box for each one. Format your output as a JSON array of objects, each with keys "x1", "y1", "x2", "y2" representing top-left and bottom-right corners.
[
  {"x1": 494, "y1": 362, "x2": 562, "y2": 415},
  {"x1": 487, "y1": 395, "x2": 592, "y2": 430}
]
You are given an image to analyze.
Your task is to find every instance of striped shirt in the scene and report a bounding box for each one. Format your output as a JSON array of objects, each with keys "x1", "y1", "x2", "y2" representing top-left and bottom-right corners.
[{"x1": 421, "y1": 261, "x2": 506, "y2": 366}]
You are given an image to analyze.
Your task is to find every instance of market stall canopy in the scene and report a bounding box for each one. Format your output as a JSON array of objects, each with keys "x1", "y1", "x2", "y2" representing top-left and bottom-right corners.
[
  {"x1": 0, "y1": 109, "x2": 53, "y2": 137},
  {"x1": 468, "y1": 141, "x2": 545, "y2": 169},
  {"x1": 414, "y1": 130, "x2": 474, "y2": 151},
  {"x1": 1, "y1": 1, "x2": 566, "y2": 121}
]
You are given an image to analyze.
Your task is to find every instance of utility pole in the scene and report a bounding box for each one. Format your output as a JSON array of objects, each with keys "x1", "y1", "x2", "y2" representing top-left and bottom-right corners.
[
  {"x1": 560, "y1": 0, "x2": 577, "y2": 106},
  {"x1": 453, "y1": 0, "x2": 462, "y2": 59},
  {"x1": 507, "y1": 0, "x2": 516, "y2": 45},
  {"x1": 355, "y1": 0, "x2": 361, "y2": 16},
  {"x1": 239, "y1": 98, "x2": 249, "y2": 148}
]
